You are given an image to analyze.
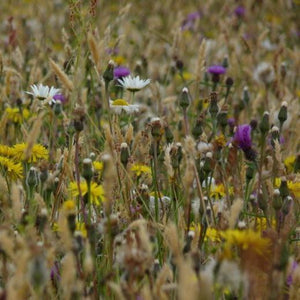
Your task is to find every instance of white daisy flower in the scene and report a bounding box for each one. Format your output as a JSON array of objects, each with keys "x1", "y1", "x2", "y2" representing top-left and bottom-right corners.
[
  {"x1": 110, "y1": 99, "x2": 140, "y2": 114},
  {"x1": 118, "y1": 75, "x2": 150, "y2": 92},
  {"x1": 26, "y1": 84, "x2": 60, "y2": 104}
]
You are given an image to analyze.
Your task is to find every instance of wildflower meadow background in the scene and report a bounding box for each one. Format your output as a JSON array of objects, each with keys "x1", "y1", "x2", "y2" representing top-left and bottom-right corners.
[{"x1": 0, "y1": 0, "x2": 299, "y2": 299}]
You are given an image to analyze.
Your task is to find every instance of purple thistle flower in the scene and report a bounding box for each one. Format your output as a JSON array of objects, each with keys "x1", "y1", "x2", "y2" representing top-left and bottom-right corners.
[
  {"x1": 53, "y1": 93, "x2": 67, "y2": 104},
  {"x1": 207, "y1": 65, "x2": 226, "y2": 75},
  {"x1": 234, "y1": 124, "x2": 252, "y2": 151},
  {"x1": 181, "y1": 11, "x2": 201, "y2": 31},
  {"x1": 227, "y1": 117, "x2": 236, "y2": 128},
  {"x1": 114, "y1": 66, "x2": 130, "y2": 79},
  {"x1": 234, "y1": 6, "x2": 245, "y2": 17}
]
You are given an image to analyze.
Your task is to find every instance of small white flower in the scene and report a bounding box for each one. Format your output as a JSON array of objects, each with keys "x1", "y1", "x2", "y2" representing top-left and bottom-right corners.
[
  {"x1": 109, "y1": 99, "x2": 139, "y2": 114},
  {"x1": 26, "y1": 83, "x2": 60, "y2": 104},
  {"x1": 118, "y1": 75, "x2": 150, "y2": 92}
]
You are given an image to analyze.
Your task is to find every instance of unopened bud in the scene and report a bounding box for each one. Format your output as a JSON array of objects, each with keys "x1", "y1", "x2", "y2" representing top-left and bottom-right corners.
[
  {"x1": 26, "y1": 167, "x2": 39, "y2": 188},
  {"x1": 120, "y1": 143, "x2": 130, "y2": 166},
  {"x1": 209, "y1": 92, "x2": 219, "y2": 118},
  {"x1": 243, "y1": 86, "x2": 250, "y2": 105},
  {"x1": 165, "y1": 126, "x2": 174, "y2": 144},
  {"x1": 103, "y1": 60, "x2": 115, "y2": 84},
  {"x1": 278, "y1": 102, "x2": 288, "y2": 127},
  {"x1": 179, "y1": 87, "x2": 191, "y2": 109},
  {"x1": 53, "y1": 101, "x2": 63, "y2": 115},
  {"x1": 259, "y1": 111, "x2": 269, "y2": 135},
  {"x1": 272, "y1": 189, "x2": 282, "y2": 211},
  {"x1": 279, "y1": 179, "x2": 289, "y2": 198},
  {"x1": 222, "y1": 56, "x2": 229, "y2": 68},
  {"x1": 82, "y1": 158, "x2": 94, "y2": 182}
]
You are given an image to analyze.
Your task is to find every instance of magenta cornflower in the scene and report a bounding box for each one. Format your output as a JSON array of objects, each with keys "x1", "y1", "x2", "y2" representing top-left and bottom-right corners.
[
  {"x1": 234, "y1": 124, "x2": 256, "y2": 161},
  {"x1": 207, "y1": 65, "x2": 226, "y2": 75},
  {"x1": 234, "y1": 124, "x2": 252, "y2": 150},
  {"x1": 114, "y1": 66, "x2": 130, "y2": 79},
  {"x1": 234, "y1": 6, "x2": 245, "y2": 17},
  {"x1": 53, "y1": 94, "x2": 66, "y2": 104}
]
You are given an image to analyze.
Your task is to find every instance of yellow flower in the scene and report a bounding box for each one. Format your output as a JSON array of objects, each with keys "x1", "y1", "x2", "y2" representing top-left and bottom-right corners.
[
  {"x1": 75, "y1": 222, "x2": 87, "y2": 238},
  {"x1": 5, "y1": 107, "x2": 30, "y2": 123},
  {"x1": 275, "y1": 178, "x2": 300, "y2": 198},
  {"x1": 93, "y1": 161, "x2": 103, "y2": 172},
  {"x1": 0, "y1": 156, "x2": 23, "y2": 180},
  {"x1": 131, "y1": 164, "x2": 151, "y2": 177},
  {"x1": 220, "y1": 229, "x2": 270, "y2": 255},
  {"x1": 112, "y1": 55, "x2": 126, "y2": 66},
  {"x1": 63, "y1": 200, "x2": 76, "y2": 212},
  {"x1": 287, "y1": 181, "x2": 300, "y2": 198},
  {"x1": 111, "y1": 99, "x2": 129, "y2": 106},
  {"x1": 69, "y1": 181, "x2": 105, "y2": 205},
  {"x1": 210, "y1": 184, "x2": 233, "y2": 199},
  {"x1": 215, "y1": 134, "x2": 226, "y2": 148},
  {"x1": 175, "y1": 71, "x2": 194, "y2": 82},
  {"x1": 284, "y1": 156, "x2": 296, "y2": 173},
  {"x1": 11, "y1": 143, "x2": 48, "y2": 162},
  {"x1": 52, "y1": 222, "x2": 59, "y2": 232},
  {"x1": 0, "y1": 145, "x2": 15, "y2": 157},
  {"x1": 255, "y1": 217, "x2": 276, "y2": 231},
  {"x1": 189, "y1": 223, "x2": 221, "y2": 242}
]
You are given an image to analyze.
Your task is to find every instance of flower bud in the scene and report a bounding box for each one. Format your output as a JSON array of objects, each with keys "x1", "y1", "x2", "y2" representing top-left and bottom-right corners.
[
  {"x1": 225, "y1": 77, "x2": 234, "y2": 87},
  {"x1": 243, "y1": 86, "x2": 250, "y2": 105},
  {"x1": 271, "y1": 126, "x2": 280, "y2": 148},
  {"x1": 217, "y1": 106, "x2": 228, "y2": 131},
  {"x1": 89, "y1": 152, "x2": 96, "y2": 161},
  {"x1": 150, "y1": 117, "x2": 163, "y2": 140},
  {"x1": 53, "y1": 101, "x2": 63, "y2": 115},
  {"x1": 246, "y1": 163, "x2": 256, "y2": 182},
  {"x1": 279, "y1": 179, "x2": 289, "y2": 198},
  {"x1": 272, "y1": 189, "x2": 282, "y2": 211},
  {"x1": 259, "y1": 111, "x2": 269, "y2": 135},
  {"x1": 82, "y1": 158, "x2": 94, "y2": 182},
  {"x1": 165, "y1": 126, "x2": 174, "y2": 144},
  {"x1": 103, "y1": 60, "x2": 115, "y2": 85},
  {"x1": 278, "y1": 101, "x2": 288, "y2": 127},
  {"x1": 222, "y1": 56, "x2": 229, "y2": 68},
  {"x1": 192, "y1": 117, "x2": 203, "y2": 139},
  {"x1": 209, "y1": 92, "x2": 219, "y2": 118},
  {"x1": 179, "y1": 87, "x2": 191, "y2": 109},
  {"x1": 120, "y1": 143, "x2": 130, "y2": 166},
  {"x1": 26, "y1": 167, "x2": 39, "y2": 189}
]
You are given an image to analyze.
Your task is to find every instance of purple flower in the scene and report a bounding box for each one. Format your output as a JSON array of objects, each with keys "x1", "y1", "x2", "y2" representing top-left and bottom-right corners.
[
  {"x1": 234, "y1": 6, "x2": 245, "y2": 17},
  {"x1": 234, "y1": 124, "x2": 252, "y2": 151},
  {"x1": 207, "y1": 65, "x2": 226, "y2": 75},
  {"x1": 181, "y1": 11, "x2": 201, "y2": 31},
  {"x1": 114, "y1": 66, "x2": 130, "y2": 79},
  {"x1": 227, "y1": 117, "x2": 236, "y2": 128},
  {"x1": 105, "y1": 47, "x2": 119, "y2": 55},
  {"x1": 187, "y1": 12, "x2": 201, "y2": 21},
  {"x1": 53, "y1": 93, "x2": 67, "y2": 104}
]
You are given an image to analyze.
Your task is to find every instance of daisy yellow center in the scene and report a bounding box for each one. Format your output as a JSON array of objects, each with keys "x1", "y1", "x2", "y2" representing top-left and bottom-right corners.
[{"x1": 112, "y1": 99, "x2": 129, "y2": 106}]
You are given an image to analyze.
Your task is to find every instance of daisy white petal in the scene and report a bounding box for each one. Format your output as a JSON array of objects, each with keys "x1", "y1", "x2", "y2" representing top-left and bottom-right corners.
[{"x1": 118, "y1": 75, "x2": 150, "y2": 92}]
